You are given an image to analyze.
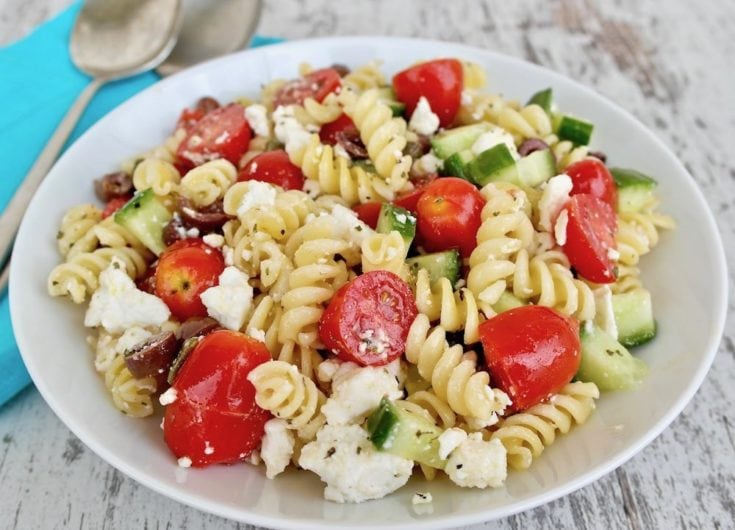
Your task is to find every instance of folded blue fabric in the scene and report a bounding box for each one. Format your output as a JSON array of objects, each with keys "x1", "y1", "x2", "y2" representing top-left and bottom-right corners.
[{"x1": 0, "y1": 2, "x2": 282, "y2": 407}]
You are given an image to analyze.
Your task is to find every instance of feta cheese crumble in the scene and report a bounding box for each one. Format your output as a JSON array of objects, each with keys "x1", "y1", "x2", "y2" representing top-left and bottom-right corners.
[
  {"x1": 322, "y1": 362, "x2": 403, "y2": 426},
  {"x1": 244, "y1": 104, "x2": 270, "y2": 137},
  {"x1": 202, "y1": 233, "x2": 224, "y2": 248},
  {"x1": 593, "y1": 285, "x2": 618, "y2": 340},
  {"x1": 84, "y1": 258, "x2": 170, "y2": 334},
  {"x1": 298, "y1": 424, "x2": 413, "y2": 503},
  {"x1": 445, "y1": 433, "x2": 507, "y2": 489},
  {"x1": 330, "y1": 204, "x2": 375, "y2": 247},
  {"x1": 236, "y1": 180, "x2": 277, "y2": 218},
  {"x1": 159, "y1": 387, "x2": 178, "y2": 406},
  {"x1": 409, "y1": 96, "x2": 440, "y2": 136},
  {"x1": 203, "y1": 441, "x2": 215, "y2": 455},
  {"x1": 413, "y1": 151, "x2": 444, "y2": 175},
  {"x1": 537, "y1": 174, "x2": 573, "y2": 232},
  {"x1": 200, "y1": 266, "x2": 253, "y2": 331},
  {"x1": 274, "y1": 105, "x2": 312, "y2": 157},
  {"x1": 412, "y1": 492, "x2": 433, "y2": 505},
  {"x1": 471, "y1": 127, "x2": 519, "y2": 159},
  {"x1": 334, "y1": 143, "x2": 351, "y2": 160},
  {"x1": 177, "y1": 456, "x2": 192, "y2": 468},
  {"x1": 554, "y1": 208, "x2": 569, "y2": 246},
  {"x1": 261, "y1": 419, "x2": 295, "y2": 479},
  {"x1": 437, "y1": 428, "x2": 468, "y2": 459}
]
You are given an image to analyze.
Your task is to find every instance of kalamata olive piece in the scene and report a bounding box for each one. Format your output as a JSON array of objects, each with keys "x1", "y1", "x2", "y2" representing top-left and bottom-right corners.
[
  {"x1": 335, "y1": 129, "x2": 369, "y2": 159},
  {"x1": 136, "y1": 260, "x2": 158, "y2": 294},
  {"x1": 178, "y1": 197, "x2": 232, "y2": 231},
  {"x1": 162, "y1": 215, "x2": 196, "y2": 247},
  {"x1": 168, "y1": 336, "x2": 201, "y2": 385},
  {"x1": 518, "y1": 138, "x2": 551, "y2": 157},
  {"x1": 404, "y1": 134, "x2": 432, "y2": 160},
  {"x1": 330, "y1": 63, "x2": 351, "y2": 77},
  {"x1": 175, "y1": 317, "x2": 220, "y2": 342},
  {"x1": 94, "y1": 171, "x2": 133, "y2": 202},
  {"x1": 124, "y1": 331, "x2": 178, "y2": 390},
  {"x1": 588, "y1": 150, "x2": 607, "y2": 163},
  {"x1": 195, "y1": 96, "x2": 221, "y2": 114}
]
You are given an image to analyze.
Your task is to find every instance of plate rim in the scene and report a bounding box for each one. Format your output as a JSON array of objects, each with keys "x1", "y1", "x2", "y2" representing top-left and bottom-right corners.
[{"x1": 10, "y1": 35, "x2": 729, "y2": 530}]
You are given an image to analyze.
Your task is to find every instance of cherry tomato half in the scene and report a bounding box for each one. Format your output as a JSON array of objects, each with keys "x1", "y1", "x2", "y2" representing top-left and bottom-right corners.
[
  {"x1": 562, "y1": 194, "x2": 617, "y2": 284},
  {"x1": 319, "y1": 271, "x2": 418, "y2": 366},
  {"x1": 393, "y1": 174, "x2": 437, "y2": 215},
  {"x1": 155, "y1": 238, "x2": 225, "y2": 320},
  {"x1": 479, "y1": 306, "x2": 581, "y2": 411},
  {"x1": 392, "y1": 59, "x2": 463, "y2": 127},
  {"x1": 237, "y1": 149, "x2": 305, "y2": 190},
  {"x1": 352, "y1": 202, "x2": 382, "y2": 229},
  {"x1": 274, "y1": 68, "x2": 342, "y2": 107},
  {"x1": 416, "y1": 177, "x2": 485, "y2": 258},
  {"x1": 319, "y1": 113, "x2": 356, "y2": 146},
  {"x1": 565, "y1": 158, "x2": 617, "y2": 210},
  {"x1": 176, "y1": 103, "x2": 252, "y2": 171},
  {"x1": 163, "y1": 330, "x2": 271, "y2": 466}
]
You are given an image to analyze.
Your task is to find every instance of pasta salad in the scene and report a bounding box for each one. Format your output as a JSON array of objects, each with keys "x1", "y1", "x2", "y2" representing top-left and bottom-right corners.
[{"x1": 47, "y1": 58, "x2": 674, "y2": 503}]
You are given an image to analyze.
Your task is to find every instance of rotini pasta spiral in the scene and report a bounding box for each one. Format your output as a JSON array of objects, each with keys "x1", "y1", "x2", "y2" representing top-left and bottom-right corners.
[
  {"x1": 413, "y1": 269, "x2": 483, "y2": 344},
  {"x1": 290, "y1": 134, "x2": 396, "y2": 205},
  {"x1": 248, "y1": 360, "x2": 326, "y2": 440},
  {"x1": 405, "y1": 313, "x2": 508, "y2": 425},
  {"x1": 342, "y1": 61, "x2": 386, "y2": 92},
  {"x1": 456, "y1": 91, "x2": 521, "y2": 126},
  {"x1": 512, "y1": 249, "x2": 597, "y2": 321},
  {"x1": 56, "y1": 204, "x2": 103, "y2": 258},
  {"x1": 179, "y1": 158, "x2": 238, "y2": 207},
  {"x1": 296, "y1": 93, "x2": 343, "y2": 126},
  {"x1": 47, "y1": 247, "x2": 149, "y2": 304},
  {"x1": 491, "y1": 381, "x2": 600, "y2": 470},
  {"x1": 120, "y1": 128, "x2": 185, "y2": 175},
  {"x1": 104, "y1": 354, "x2": 156, "y2": 418},
  {"x1": 461, "y1": 61, "x2": 487, "y2": 90},
  {"x1": 544, "y1": 135, "x2": 589, "y2": 171},
  {"x1": 361, "y1": 231, "x2": 408, "y2": 279},
  {"x1": 467, "y1": 183, "x2": 535, "y2": 312},
  {"x1": 616, "y1": 208, "x2": 675, "y2": 266},
  {"x1": 132, "y1": 158, "x2": 181, "y2": 196},
  {"x1": 495, "y1": 104, "x2": 553, "y2": 142},
  {"x1": 341, "y1": 88, "x2": 412, "y2": 187},
  {"x1": 91, "y1": 216, "x2": 148, "y2": 255}
]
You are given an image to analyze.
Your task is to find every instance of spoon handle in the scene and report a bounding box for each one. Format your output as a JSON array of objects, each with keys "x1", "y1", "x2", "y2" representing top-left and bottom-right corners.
[{"x1": 0, "y1": 77, "x2": 105, "y2": 273}]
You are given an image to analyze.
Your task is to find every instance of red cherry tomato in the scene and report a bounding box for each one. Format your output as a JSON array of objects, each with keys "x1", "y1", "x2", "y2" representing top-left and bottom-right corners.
[
  {"x1": 237, "y1": 150, "x2": 305, "y2": 190},
  {"x1": 393, "y1": 174, "x2": 437, "y2": 215},
  {"x1": 563, "y1": 194, "x2": 617, "y2": 284},
  {"x1": 176, "y1": 107, "x2": 206, "y2": 134},
  {"x1": 479, "y1": 306, "x2": 581, "y2": 411},
  {"x1": 416, "y1": 177, "x2": 485, "y2": 258},
  {"x1": 319, "y1": 271, "x2": 418, "y2": 366},
  {"x1": 163, "y1": 330, "x2": 271, "y2": 466},
  {"x1": 155, "y1": 238, "x2": 225, "y2": 320},
  {"x1": 352, "y1": 202, "x2": 382, "y2": 229},
  {"x1": 319, "y1": 113, "x2": 356, "y2": 146},
  {"x1": 101, "y1": 196, "x2": 131, "y2": 219},
  {"x1": 274, "y1": 68, "x2": 342, "y2": 107},
  {"x1": 392, "y1": 59, "x2": 463, "y2": 127},
  {"x1": 565, "y1": 158, "x2": 617, "y2": 209},
  {"x1": 176, "y1": 104, "x2": 252, "y2": 171}
]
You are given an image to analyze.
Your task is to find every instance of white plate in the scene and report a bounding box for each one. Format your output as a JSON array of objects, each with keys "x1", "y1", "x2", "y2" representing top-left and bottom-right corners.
[{"x1": 10, "y1": 37, "x2": 728, "y2": 529}]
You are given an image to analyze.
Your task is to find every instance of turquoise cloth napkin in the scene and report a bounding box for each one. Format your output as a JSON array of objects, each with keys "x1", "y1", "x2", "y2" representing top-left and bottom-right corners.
[{"x1": 0, "y1": 2, "x2": 282, "y2": 407}]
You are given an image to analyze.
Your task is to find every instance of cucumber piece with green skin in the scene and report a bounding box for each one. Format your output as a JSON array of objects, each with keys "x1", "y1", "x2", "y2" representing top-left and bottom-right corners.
[
  {"x1": 516, "y1": 148, "x2": 556, "y2": 187},
  {"x1": 577, "y1": 324, "x2": 648, "y2": 391},
  {"x1": 374, "y1": 87, "x2": 406, "y2": 117},
  {"x1": 494, "y1": 291, "x2": 525, "y2": 313},
  {"x1": 555, "y1": 114, "x2": 594, "y2": 145},
  {"x1": 610, "y1": 167, "x2": 658, "y2": 213},
  {"x1": 469, "y1": 145, "x2": 556, "y2": 188},
  {"x1": 527, "y1": 87, "x2": 553, "y2": 114},
  {"x1": 442, "y1": 149, "x2": 474, "y2": 180},
  {"x1": 376, "y1": 203, "x2": 416, "y2": 247},
  {"x1": 114, "y1": 189, "x2": 172, "y2": 256},
  {"x1": 431, "y1": 123, "x2": 491, "y2": 159},
  {"x1": 405, "y1": 250, "x2": 461, "y2": 286},
  {"x1": 367, "y1": 397, "x2": 446, "y2": 469},
  {"x1": 612, "y1": 289, "x2": 657, "y2": 347}
]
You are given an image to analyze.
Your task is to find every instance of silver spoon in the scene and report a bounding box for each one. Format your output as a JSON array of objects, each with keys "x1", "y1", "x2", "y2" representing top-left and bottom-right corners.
[
  {"x1": 156, "y1": 0, "x2": 262, "y2": 77},
  {"x1": 0, "y1": 0, "x2": 182, "y2": 291}
]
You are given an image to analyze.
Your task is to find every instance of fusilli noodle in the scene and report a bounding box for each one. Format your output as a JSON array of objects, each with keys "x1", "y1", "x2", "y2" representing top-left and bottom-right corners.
[{"x1": 179, "y1": 159, "x2": 238, "y2": 207}]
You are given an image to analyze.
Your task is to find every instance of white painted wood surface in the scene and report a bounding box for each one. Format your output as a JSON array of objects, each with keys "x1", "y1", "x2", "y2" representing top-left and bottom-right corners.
[{"x1": 1, "y1": 0, "x2": 734, "y2": 528}]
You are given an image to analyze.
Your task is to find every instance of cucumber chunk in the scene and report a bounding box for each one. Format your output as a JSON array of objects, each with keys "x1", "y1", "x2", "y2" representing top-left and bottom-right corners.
[
  {"x1": 577, "y1": 324, "x2": 648, "y2": 391},
  {"x1": 442, "y1": 149, "x2": 474, "y2": 181},
  {"x1": 375, "y1": 87, "x2": 406, "y2": 117},
  {"x1": 516, "y1": 148, "x2": 556, "y2": 187},
  {"x1": 494, "y1": 291, "x2": 525, "y2": 313},
  {"x1": 468, "y1": 143, "x2": 517, "y2": 186},
  {"x1": 431, "y1": 123, "x2": 491, "y2": 159},
  {"x1": 367, "y1": 397, "x2": 445, "y2": 469},
  {"x1": 405, "y1": 250, "x2": 461, "y2": 286},
  {"x1": 527, "y1": 87, "x2": 553, "y2": 114},
  {"x1": 555, "y1": 115, "x2": 594, "y2": 145},
  {"x1": 610, "y1": 167, "x2": 658, "y2": 213},
  {"x1": 114, "y1": 189, "x2": 172, "y2": 256},
  {"x1": 376, "y1": 203, "x2": 416, "y2": 247},
  {"x1": 612, "y1": 289, "x2": 657, "y2": 347}
]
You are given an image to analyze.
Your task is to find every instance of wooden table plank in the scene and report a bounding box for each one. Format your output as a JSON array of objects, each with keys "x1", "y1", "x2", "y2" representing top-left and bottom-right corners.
[{"x1": 1, "y1": 0, "x2": 733, "y2": 528}]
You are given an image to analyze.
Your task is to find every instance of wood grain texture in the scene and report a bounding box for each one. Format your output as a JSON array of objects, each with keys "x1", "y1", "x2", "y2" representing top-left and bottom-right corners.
[{"x1": 1, "y1": 0, "x2": 734, "y2": 528}]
